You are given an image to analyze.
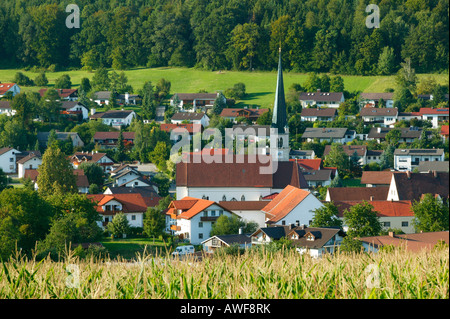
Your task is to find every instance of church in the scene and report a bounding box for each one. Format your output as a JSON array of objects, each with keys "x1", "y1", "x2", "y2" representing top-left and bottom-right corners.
[{"x1": 175, "y1": 49, "x2": 308, "y2": 202}]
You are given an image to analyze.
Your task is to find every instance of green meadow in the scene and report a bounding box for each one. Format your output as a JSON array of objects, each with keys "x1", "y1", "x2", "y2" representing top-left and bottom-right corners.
[{"x1": 1, "y1": 67, "x2": 448, "y2": 109}]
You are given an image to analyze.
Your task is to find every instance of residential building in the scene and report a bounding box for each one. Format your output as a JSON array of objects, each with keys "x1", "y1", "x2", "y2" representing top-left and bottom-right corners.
[
  {"x1": 0, "y1": 83, "x2": 20, "y2": 98},
  {"x1": 166, "y1": 197, "x2": 236, "y2": 245},
  {"x1": 71, "y1": 151, "x2": 115, "y2": 173},
  {"x1": 117, "y1": 93, "x2": 141, "y2": 105},
  {"x1": 419, "y1": 108, "x2": 449, "y2": 128},
  {"x1": 394, "y1": 148, "x2": 444, "y2": 171},
  {"x1": 0, "y1": 147, "x2": 20, "y2": 174},
  {"x1": 0, "y1": 101, "x2": 15, "y2": 116},
  {"x1": 360, "y1": 171, "x2": 393, "y2": 187},
  {"x1": 170, "y1": 93, "x2": 224, "y2": 112},
  {"x1": 60, "y1": 101, "x2": 89, "y2": 120},
  {"x1": 91, "y1": 91, "x2": 112, "y2": 106},
  {"x1": 359, "y1": 231, "x2": 449, "y2": 253},
  {"x1": 37, "y1": 131, "x2": 84, "y2": 148},
  {"x1": 325, "y1": 186, "x2": 389, "y2": 202},
  {"x1": 289, "y1": 149, "x2": 315, "y2": 159},
  {"x1": 359, "y1": 92, "x2": 394, "y2": 108},
  {"x1": 89, "y1": 110, "x2": 136, "y2": 128},
  {"x1": 24, "y1": 169, "x2": 90, "y2": 194},
  {"x1": 160, "y1": 123, "x2": 202, "y2": 141},
  {"x1": 323, "y1": 144, "x2": 368, "y2": 165},
  {"x1": 387, "y1": 171, "x2": 449, "y2": 202},
  {"x1": 39, "y1": 88, "x2": 78, "y2": 101},
  {"x1": 171, "y1": 112, "x2": 210, "y2": 127},
  {"x1": 335, "y1": 200, "x2": 415, "y2": 233},
  {"x1": 218, "y1": 201, "x2": 268, "y2": 227},
  {"x1": 302, "y1": 127, "x2": 356, "y2": 143},
  {"x1": 367, "y1": 127, "x2": 424, "y2": 144},
  {"x1": 17, "y1": 151, "x2": 42, "y2": 178},
  {"x1": 299, "y1": 90, "x2": 345, "y2": 108},
  {"x1": 397, "y1": 111, "x2": 422, "y2": 122},
  {"x1": 232, "y1": 124, "x2": 271, "y2": 145},
  {"x1": 417, "y1": 161, "x2": 449, "y2": 173},
  {"x1": 288, "y1": 226, "x2": 346, "y2": 258},
  {"x1": 220, "y1": 108, "x2": 268, "y2": 123},
  {"x1": 360, "y1": 107, "x2": 398, "y2": 127},
  {"x1": 300, "y1": 107, "x2": 337, "y2": 122},
  {"x1": 93, "y1": 132, "x2": 135, "y2": 149},
  {"x1": 261, "y1": 185, "x2": 324, "y2": 227},
  {"x1": 201, "y1": 231, "x2": 252, "y2": 253},
  {"x1": 103, "y1": 186, "x2": 160, "y2": 199},
  {"x1": 302, "y1": 170, "x2": 333, "y2": 188}
]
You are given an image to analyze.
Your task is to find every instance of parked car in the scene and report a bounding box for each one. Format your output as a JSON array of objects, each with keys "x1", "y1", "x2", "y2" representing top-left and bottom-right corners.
[{"x1": 172, "y1": 245, "x2": 195, "y2": 256}]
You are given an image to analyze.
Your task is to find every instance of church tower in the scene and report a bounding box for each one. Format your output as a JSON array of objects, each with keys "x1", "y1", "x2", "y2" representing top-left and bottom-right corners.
[{"x1": 270, "y1": 48, "x2": 290, "y2": 162}]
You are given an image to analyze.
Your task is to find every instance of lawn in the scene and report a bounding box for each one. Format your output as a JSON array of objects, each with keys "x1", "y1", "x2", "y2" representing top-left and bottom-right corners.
[
  {"x1": 100, "y1": 237, "x2": 171, "y2": 260},
  {"x1": 1, "y1": 67, "x2": 448, "y2": 109}
]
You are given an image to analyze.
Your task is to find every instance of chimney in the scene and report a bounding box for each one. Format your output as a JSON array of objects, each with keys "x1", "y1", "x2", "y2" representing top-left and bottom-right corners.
[
  {"x1": 317, "y1": 89, "x2": 321, "y2": 93},
  {"x1": 433, "y1": 170, "x2": 438, "y2": 178},
  {"x1": 370, "y1": 196, "x2": 374, "y2": 201},
  {"x1": 377, "y1": 127, "x2": 381, "y2": 133},
  {"x1": 238, "y1": 227, "x2": 243, "y2": 235},
  {"x1": 300, "y1": 224, "x2": 305, "y2": 230},
  {"x1": 125, "y1": 92, "x2": 129, "y2": 104},
  {"x1": 91, "y1": 108, "x2": 96, "y2": 115},
  {"x1": 388, "y1": 231, "x2": 395, "y2": 238},
  {"x1": 295, "y1": 220, "x2": 300, "y2": 227},
  {"x1": 406, "y1": 171, "x2": 411, "y2": 179}
]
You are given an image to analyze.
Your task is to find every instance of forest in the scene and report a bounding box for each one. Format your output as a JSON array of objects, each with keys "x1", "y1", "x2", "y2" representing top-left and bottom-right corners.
[{"x1": 0, "y1": 0, "x2": 448, "y2": 75}]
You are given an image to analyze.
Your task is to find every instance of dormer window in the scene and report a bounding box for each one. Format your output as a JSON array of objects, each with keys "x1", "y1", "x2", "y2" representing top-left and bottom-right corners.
[{"x1": 306, "y1": 233, "x2": 315, "y2": 241}]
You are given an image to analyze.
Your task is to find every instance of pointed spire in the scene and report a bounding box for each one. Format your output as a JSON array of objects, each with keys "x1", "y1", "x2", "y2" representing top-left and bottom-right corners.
[{"x1": 271, "y1": 48, "x2": 288, "y2": 134}]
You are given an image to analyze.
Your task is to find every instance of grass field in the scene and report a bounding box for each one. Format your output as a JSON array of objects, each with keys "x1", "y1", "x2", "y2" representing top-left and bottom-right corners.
[
  {"x1": 0, "y1": 246, "x2": 447, "y2": 299},
  {"x1": 100, "y1": 237, "x2": 171, "y2": 260},
  {"x1": 1, "y1": 67, "x2": 448, "y2": 109}
]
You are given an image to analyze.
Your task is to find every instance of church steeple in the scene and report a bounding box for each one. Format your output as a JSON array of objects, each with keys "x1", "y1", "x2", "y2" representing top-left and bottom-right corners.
[{"x1": 271, "y1": 47, "x2": 288, "y2": 134}]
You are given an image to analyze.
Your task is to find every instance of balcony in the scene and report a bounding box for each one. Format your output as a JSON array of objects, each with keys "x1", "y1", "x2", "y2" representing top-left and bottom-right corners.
[
  {"x1": 170, "y1": 225, "x2": 181, "y2": 231},
  {"x1": 200, "y1": 216, "x2": 219, "y2": 222}
]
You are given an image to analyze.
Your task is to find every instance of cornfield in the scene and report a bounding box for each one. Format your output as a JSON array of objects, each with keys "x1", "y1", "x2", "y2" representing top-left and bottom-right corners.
[{"x1": 0, "y1": 247, "x2": 448, "y2": 299}]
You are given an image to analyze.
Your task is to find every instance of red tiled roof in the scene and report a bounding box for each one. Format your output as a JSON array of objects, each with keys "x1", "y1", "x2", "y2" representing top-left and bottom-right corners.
[
  {"x1": 0, "y1": 83, "x2": 17, "y2": 95},
  {"x1": 93, "y1": 132, "x2": 135, "y2": 140},
  {"x1": 327, "y1": 186, "x2": 389, "y2": 201},
  {"x1": 334, "y1": 200, "x2": 413, "y2": 217},
  {"x1": 262, "y1": 185, "x2": 311, "y2": 223},
  {"x1": 160, "y1": 123, "x2": 202, "y2": 134},
  {"x1": 441, "y1": 125, "x2": 449, "y2": 136},
  {"x1": 290, "y1": 158, "x2": 322, "y2": 170},
  {"x1": 39, "y1": 88, "x2": 78, "y2": 98},
  {"x1": 220, "y1": 108, "x2": 268, "y2": 118},
  {"x1": 360, "y1": 171, "x2": 393, "y2": 185},
  {"x1": 87, "y1": 193, "x2": 160, "y2": 213},
  {"x1": 169, "y1": 197, "x2": 226, "y2": 220},
  {"x1": 419, "y1": 108, "x2": 449, "y2": 115}
]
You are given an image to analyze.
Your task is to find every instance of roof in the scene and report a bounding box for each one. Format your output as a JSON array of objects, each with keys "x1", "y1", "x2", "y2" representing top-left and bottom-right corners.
[
  {"x1": 300, "y1": 108, "x2": 337, "y2": 117},
  {"x1": 417, "y1": 161, "x2": 449, "y2": 172},
  {"x1": 169, "y1": 196, "x2": 231, "y2": 220},
  {"x1": 359, "y1": 92, "x2": 394, "y2": 101},
  {"x1": 218, "y1": 201, "x2": 268, "y2": 211},
  {"x1": 419, "y1": 108, "x2": 449, "y2": 115},
  {"x1": 252, "y1": 225, "x2": 293, "y2": 240},
  {"x1": 323, "y1": 144, "x2": 366, "y2": 157},
  {"x1": 302, "y1": 127, "x2": 349, "y2": 139},
  {"x1": 358, "y1": 231, "x2": 449, "y2": 252},
  {"x1": 333, "y1": 200, "x2": 413, "y2": 217},
  {"x1": 16, "y1": 151, "x2": 41, "y2": 164},
  {"x1": 93, "y1": 91, "x2": 112, "y2": 100},
  {"x1": 160, "y1": 123, "x2": 202, "y2": 134},
  {"x1": 0, "y1": 83, "x2": 17, "y2": 95},
  {"x1": 71, "y1": 151, "x2": 111, "y2": 164},
  {"x1": 327, "y1": 186, "x2": 389, "y2": 201},
  {"x1": 441, "y1": 125, "x2": 449, "y2": 136},
  {"x1": 24, "y1": 169, "x2": 89, "y2": 188},
  {"x1": 220, "y1": 108, "x2": 268, "y2": 118},
  {"x1": 367, "y1": 127, "x2": 423, "y2": 139},
  {"x1": 299, "y1": 91, "x2": 344, "y2": 102},
  {"x1": 93, "y1": 132, "x2": 136, "y2": 141},
  {"x1": 290, "y1": 149, "x2": 314, "y2": 157},
  {"x1": 39, "y1": 88, "x2": 78, "y2": 98},
  {"x1": 60, "y1": 101, "x2": 87, "y2": 110},
  {"x1": 90, "y1": 110, "x2": 135, "y2": 119},
  {"x1": 392, "y1": 171, "x2": 449, "y2": 202},
  {"x1": 176, "y1": 155, "x2": 308, "y2": 189},
  {"x1": 0, "y1": 147, "x2": 16, "y2": 156},
  {"x1": 302, "y1": 169, "x2": 332, "y2": 181},
  {"x1": 360, "y1": 171, "x2": 393, "y2": 185},
  {"x1": 0, "y1": 101, "x2": 11, "y2": 109},
  {"x1": 360, "y1": 107, "x2": 398, "y2": 117},
  {"x1": 288, "y1": 227, "x2": 344, "y2": 249},
  {"x1": 37, "y1": 132, "x2": 81, "y2": 144},
  {"x1": 172, "y1": 93, "x2": 218, "y2": 100},
  {"x1": 104, "y1": 186, "x2": 159, "y2": 198},
  {"x1": 232, "y1": 124, "x2": 271, "y2": 136},
  {"x1": 202, "y1": 234, "x2": 252, "y2": 246},
  {"x1": 88, "y1": 193, "x2": 160, "y2": 213},
  {"x1": 171, "y1": 112, "x2": 207, "y2": 121},
  {"x1": 394, "y1": 148, "x2": 444, "y2": 156},
  {"x1": 262, "y1": 185, "x2": 312, "y2": 223},
  {"x1": 290, "y1": 159, "x2": 322, "y2": 171}
]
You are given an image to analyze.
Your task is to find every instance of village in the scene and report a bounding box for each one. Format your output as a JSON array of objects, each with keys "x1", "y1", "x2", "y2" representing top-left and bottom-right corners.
[{"x1": 0, "y1": 50, "x2": 449, "y2": 261}]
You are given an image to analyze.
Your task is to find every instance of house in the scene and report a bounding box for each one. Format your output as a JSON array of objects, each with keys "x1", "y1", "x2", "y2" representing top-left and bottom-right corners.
[
  {"x1": 24, "y1": 169, "x2": 90, "y2": 194},
  {"x1": 91, "y1": 91, "x2": 112, "y2": 106},
  {"x1": 289, "y1": 149, "x2": 315, "y2": 159},
  {"x1": 367, "y1": 127, "x2": 424, "y2": 144},
  {"x1": 0, "y1": 101, "x2": 15, "y2": 116},
  {"x1": 302, "y1": 170, "x2": 333, "y2": 188},
  {"x1": 440, "y1": 125, "x2": 449, "y2": 141},
  {"x1": 288, "y1": 226, "x2": 346, "y2": 258},
  {"x1": 160, "y1": 123, "x2": 202, "y2": 141},
  {"x1": 232, "y1": 124, "x2": 271, "y2": 145},
  {"x1": 358, "y1": 231, "x2": 449, "y2": 253},
  {"x1": 417, "y1": 161, "x2": 449, "y2": 173},
  {"x1": 386, "y1": 171, "x2": 449, "y2": 202},
  {"x1": 166, "y1": 197, "x2": 236, "y2": 245},
  {"x1": 360, "y1": 171, "x2": 393, "y2": 187},
  {"x1": 359, "y1": 93, "x2": 395, "y2": 108},
  {"x1": 39, "y1": 88, "x2": 78, "y2": 101},
  {"x1": 299, "y1": 90, "x2": 345, "y2": 108},
  {"x1": 300, "y1": 108, "x2": 337, "y2": 122},
  {"x1": 103, "y1": 186, "x2": 160, "y2": 199},
  {"x1": 93, "y1": 132, "x2": 135, "y2": 149},
  {"x1": 301, "y1": 127, "x2": 356, "y2": 143},
  {"x1": 218, "y1": 201, "x2": 268, "y2": 227},
  {"x1": 397, "y1": 111, "x2": 422, "y2": 122},
  {"x1": 171, "y1": 112, "x2": 210, "y2": 127},
  {"x1": 360, "y1": 107, "x2": 398, "y2": 127},
  {"x1": 251, "y1": 224, "x2": 296, "y2": 245},
  {"x1": 325, "y1": 186, "x2": 389, "y2": 202},
  {"x1": 334, "y1": 199, "x2": 415, "y2": 233},
  {"x1": 261, "y1": 185, "x2": 324, "y2": 227},
  {"x1": 0, "y1": 83, "x2": 20, "y2": 98},
  {"x1": 393, "y1": 148, "x2": 445, "y2": 171},
  {"x1": 37, "y1": 131, "x2": 85, "y2": 148},
  {"x1": 117, "y1": 93, "x2": 142, "y2": 105},
  {"x1": 60, "y1": 101, "x2": 89, "y2": 120},
  {"x1": 176, "y1": 155, "x2": 309, "y2": 202},
  {"x1": 17, "y1": 151, "x2": 42, "y2": 178},
  {"x1": 70, "y1": 151, "x2": 115, "y2": 173},
  {"x1": 0, "y1": 147, "x2": 20, "y2": 174},
  {"x1": 419, "y1": 108, "x2": 449, "y2": 128},
  {"x1": 109, "y1": 164, "x2": 140, "y2": 177},
  {"x1": 170, "y1": 93, "x2": 224, "y2": 112},
  {"x1": 201, "y1": 230, "x2": 252, "y2": 254},
  {"x1": 88, "y1": 193, "x2": 160, "y2": 229},
  {"x1": 89, "y1": 110, "x2": 136, "y2": 128},
  {"x1": 220, "y1": 108, "x2": 268, "y2": 123},
  {"x1": 323, "y1": 144, "x2": 368, "y2": 165}
]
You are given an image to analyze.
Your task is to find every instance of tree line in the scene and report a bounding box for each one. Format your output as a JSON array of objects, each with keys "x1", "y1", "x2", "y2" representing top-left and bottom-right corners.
[{"x1": 0, "y1": 0, "x2": 448, "y2": 74}]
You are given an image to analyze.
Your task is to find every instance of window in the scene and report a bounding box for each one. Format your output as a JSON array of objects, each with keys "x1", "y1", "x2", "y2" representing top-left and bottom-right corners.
[
  {"x1": 383, "y1": 221, "x2": 391, "y2": 227},
  {"x1": 401, "y1": 221, "x2": 409, "y2": 227},
  {"x1": 198, "y1": 233, "x2": 203, "y2": 239},
  {"x1": 131, "y1": 215, "x2": 136, "y2": 221},
  {"x1": 219, "y1": 210, "x2": 223, "y2": 216},
  {"x1": 222, "y1": 195, "x2": 226, "y2": 201},
  {"x1": 241, "y1": 195, "x2": 245, "y2": 201},
  {"x1": 281, "y1": 221, "x2": 286, "y2": 225},
  {"x1": 203, "y1": 211, "x2": 207, "y2": 217},
  {"x1": 9, "y1": 157, "x2": 13, "y2": 162},
  {"x1": 198, "y1": 222, "x2": 203, "y2": 228},
  {"x1": 210, "y1": 210, "x2": 215, "y2": 217}
]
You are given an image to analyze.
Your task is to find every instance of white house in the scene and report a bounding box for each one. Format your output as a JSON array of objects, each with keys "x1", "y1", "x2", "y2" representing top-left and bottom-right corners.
[
  {"x1": 89, "y1": 110, "x2": 136, "y2": 128},
  {"x1": 60, "y1": 101, "x2": 89, "y2": 120},
  {"x1": 300, "y1": 108, "x2": 337, "y2": 122},
  {"x1": 71, "y1": 151, "x2": 115, "y2": 173},
  {"x1": 394, "y1": 148, "x2": 444, "y2": 171},
  {"x1": 301, "y1": 127, "x2": 356, "y2": 144},
  {"x1": 359, "y1": 93, "x2": 395, "y2": 108},
  {"x1": 171, "y1": 112, "x2": 210, "y2": 127},
  {"x1": 17, "y1": 152, "x2": 42, "y2": 178},
  {"x1": 360, "y1": 107, "x2": 398, "y2": 127},
  {"x1": 218, "y1": 201, "x2": 268, "y2": 228},
  {"x1": 167, "y1": 197, "x2": 237, "y2": 245},
  {"x1": 299, "y1": 91, "x2": 345, "y2": 108},
  {"x1": 419, "y1": 108, "x2": 449, "y2": 128},
  {"x1": 0, "y1": 83, "x2": 20, "y2": 98},
  {"x1": 170, "y1": 93, "x2": 224, "y2": 112},
  {"x1": 288, "y1": 226, "x2": 346, "y2": 258},
  {"x1": 0, "y1": 101, "x2": 16, "y2": 116},
  {"x1": 201, "y1": 231, "x2": 252, "y2": 254},
  {"x1": 0, "y1": 147, "x2": 20, "y2": 174}
]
